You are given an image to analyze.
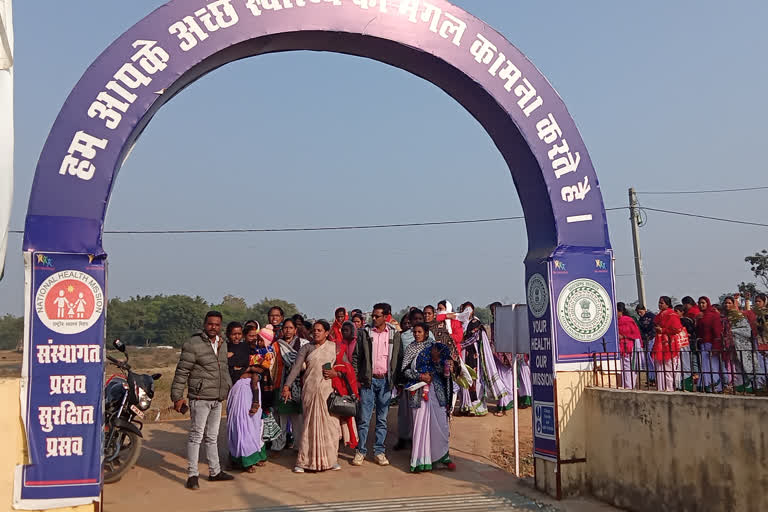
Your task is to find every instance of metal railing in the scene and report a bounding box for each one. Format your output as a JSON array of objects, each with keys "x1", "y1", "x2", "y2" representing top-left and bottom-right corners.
[{"x1": 590, "y1": 347, "x2": 768, "y2": 395}]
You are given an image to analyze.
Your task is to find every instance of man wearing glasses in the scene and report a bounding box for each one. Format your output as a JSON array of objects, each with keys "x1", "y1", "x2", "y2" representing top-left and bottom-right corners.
[{"x1": 352, "y1": 303, "x2": 403, "y2": 466}]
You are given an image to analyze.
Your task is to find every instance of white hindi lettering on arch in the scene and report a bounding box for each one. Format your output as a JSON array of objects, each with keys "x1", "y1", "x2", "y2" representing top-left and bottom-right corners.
[
  {"x1": 169, "y1": 0, "x2": 239, "y2": 51},
  {"x1": 77, "y1": 37, "x2": 171, "y2": 181},
  {"x1": 245, "y1": 0, "x2": 342, "y2": 16},
  {"x1": 353, "y1": 0, "x2": 387, "y2": 12},
  {"x1": 469, "y1": 34, "x2": 542, "y2": 117},
  {"x1": 560, "y1": 176, "x2": 591, "y2": 203},
  {"x1": 535, "y1": 112, "x2": 582, "y2": 183}
]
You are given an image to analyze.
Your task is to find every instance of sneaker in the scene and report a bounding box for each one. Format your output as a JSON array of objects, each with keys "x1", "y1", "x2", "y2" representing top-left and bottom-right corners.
[
  {"x1": 351, "y1": 452, "x2": 364, "y2": 466},
  {"x1": 374, "y1": 453, "x2": 390, "y2": 466},
  {"x1": 331, "y1": 463, "x2": 342, "y2": 471},
  {"x1": 292, "y1": 466, "x2": 305, "y2": 473},
  {"x1": 209, "y1": 471, "x2": 235, "y2": 482},
  {"x1": 185, "y1": 476, "x2": 199, "y2": 490}
]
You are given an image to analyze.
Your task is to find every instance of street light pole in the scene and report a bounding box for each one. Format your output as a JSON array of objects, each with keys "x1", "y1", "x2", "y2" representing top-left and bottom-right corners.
[{"x1": 629, "y1": 187, "x2": 647, "y2": 307}]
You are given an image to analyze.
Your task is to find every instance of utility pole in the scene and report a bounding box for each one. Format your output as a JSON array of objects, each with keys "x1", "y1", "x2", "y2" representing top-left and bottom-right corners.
[{"x1": 629, "y1": 187, "x2": 647, "y2": 307}]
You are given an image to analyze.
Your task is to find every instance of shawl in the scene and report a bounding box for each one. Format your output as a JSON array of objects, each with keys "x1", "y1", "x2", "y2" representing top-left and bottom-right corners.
[
  {"x1": 330, "y1": 308, "x2": 348, "y2": 342},
  {"x1": 276, "y1": 340, "x2": 298, "y2": 373},
  {"x1": 405, "y1": 341, "x2": 451, "y2": 409},
  {"x1": 442, "y1": 301, "x2": 454, "y2": 334},
  {"x1": 426, "y1": 319, "x2": 458, "y2": 360},
  {"x1": 461, "y1": 318, "x2": 483, "y2": 350},
  {"x1": 250, "y1": 346, "x2": 276, "y2": 370},
  {"x1": 276, "y1": 339, "x2": 302, "y2": 411},
  {"x1": 402, "y1": 339, "x2": 432, "y2": 373},
  {"x1": 652, "y1": 309, "x2": 682, "y2": 362},
  {"x1": 618, "y1": 315, "x2": 641, "y2": 355},
  {"x1": 726, "y1": 307, "x2": 745, "y2": 325},
  {"x1": 335, "y1": 320, "x2": 357, "y2": 363},
  {"x1": 753, "y1": 306, "x2": 768, "y2": 349}
]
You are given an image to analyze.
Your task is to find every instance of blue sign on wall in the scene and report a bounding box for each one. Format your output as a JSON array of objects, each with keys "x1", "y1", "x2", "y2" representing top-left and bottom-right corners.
[
  {"x1": 526, "y1": 261, "x2": 558, "y2": 463},
  {"x1": 16, "y1": 253, "x2": 105, "y2": 508},
  {"x1": 550, "y1": 249, "x2": 618, "y2": 366}
]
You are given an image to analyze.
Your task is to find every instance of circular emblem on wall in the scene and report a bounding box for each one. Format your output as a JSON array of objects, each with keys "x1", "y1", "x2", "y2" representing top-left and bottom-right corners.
[
  {"x1": 527, "y1": 273, "x2": 549, "y2": 319},
  {"x1": 556, "y1": 278, "x2": 612, "y2": 342},
  {"x1": 35, "y1": 271, "x2": 104, "y2": 335}
]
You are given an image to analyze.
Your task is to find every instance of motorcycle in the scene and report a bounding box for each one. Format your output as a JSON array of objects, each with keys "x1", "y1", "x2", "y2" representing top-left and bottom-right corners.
[{"x1": 103, "y1": 339, "x2": 161, "y2": 483}]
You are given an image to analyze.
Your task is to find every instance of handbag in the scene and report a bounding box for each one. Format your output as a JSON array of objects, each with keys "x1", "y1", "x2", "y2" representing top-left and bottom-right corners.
[{"x1": 327, "y1": 372, "x2": 358, "y2": 418}]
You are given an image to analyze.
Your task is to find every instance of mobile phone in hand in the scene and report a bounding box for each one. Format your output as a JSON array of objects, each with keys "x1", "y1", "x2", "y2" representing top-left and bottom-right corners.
[
  {"x1": 322, "y1": 362, "x2": 332, "y2": 371},
  {"x1": 180, "y1": 403, "x2": 189, "y2": 415}
]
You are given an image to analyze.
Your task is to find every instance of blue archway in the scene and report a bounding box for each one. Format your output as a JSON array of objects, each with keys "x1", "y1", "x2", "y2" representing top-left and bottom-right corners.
[{"x1": 19, "y1": 0, "x2": 617, "y2": 507}]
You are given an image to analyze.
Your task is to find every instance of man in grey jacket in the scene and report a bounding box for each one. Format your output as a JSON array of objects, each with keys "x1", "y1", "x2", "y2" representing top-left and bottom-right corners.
[{"x1": 171, "y1": 310, "x2": 234, "y2": 490}]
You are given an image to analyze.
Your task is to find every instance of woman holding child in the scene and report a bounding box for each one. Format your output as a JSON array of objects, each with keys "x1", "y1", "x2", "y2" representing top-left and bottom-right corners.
[
  {"x1": 401, "y1": 322, "x2": 456, "y2": 472},
  {"x1": 226, "y1": 324, "x2": 272, "y2": 472}
]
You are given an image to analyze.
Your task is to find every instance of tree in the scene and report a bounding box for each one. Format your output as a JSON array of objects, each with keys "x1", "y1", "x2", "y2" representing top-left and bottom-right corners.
[
  {"x1": 738, "y1": 281, "x2": 759, "y2": 298},
  {"x1": 745, "y1": 250, "x2": 768, "y2": 289},
  {"x1": 244, "y1": 298, "x2": 301, "y2": 328},
  {"x1": 212, "y1": 295, "x2": 248, "y2": 325},
  {"x1": 0, "y1": 314, "x2": 23, "y2": 351}
]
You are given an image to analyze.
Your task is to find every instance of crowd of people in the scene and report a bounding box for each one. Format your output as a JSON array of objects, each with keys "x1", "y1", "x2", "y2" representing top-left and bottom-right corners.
[
  {"x1": 169, "y1": 301, "x2": 532, "y2": 490},
  {"x1": 616, "y1": 293, "x2": 768, "y2": 393}
]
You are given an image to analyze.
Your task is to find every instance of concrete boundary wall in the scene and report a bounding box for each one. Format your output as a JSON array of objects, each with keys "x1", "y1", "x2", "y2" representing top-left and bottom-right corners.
[{"x1": 584, "y1": 388, "x2": 768, "y2": 512}]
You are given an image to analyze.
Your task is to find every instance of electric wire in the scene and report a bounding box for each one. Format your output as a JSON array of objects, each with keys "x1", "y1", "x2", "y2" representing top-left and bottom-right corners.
[
  {"x1": 6, "y1": 205, "x2": 768, "y2": 233},
  {"x1": 637, "y1": 186, "x2": 768, "y2": 195},
  {"x1": 7, "y1": 207, "x2": 628, "y2": 234}
]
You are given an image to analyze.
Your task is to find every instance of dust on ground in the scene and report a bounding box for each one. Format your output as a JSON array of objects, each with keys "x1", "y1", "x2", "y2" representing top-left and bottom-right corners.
[{"x1": 489, "y1": 408, "x2": 535, "y2": 477}]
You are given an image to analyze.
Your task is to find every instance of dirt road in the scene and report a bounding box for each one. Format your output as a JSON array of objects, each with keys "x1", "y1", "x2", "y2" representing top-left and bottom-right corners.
[{"x1": 103, "y1": 407, "x2": 615, "y2": 511}]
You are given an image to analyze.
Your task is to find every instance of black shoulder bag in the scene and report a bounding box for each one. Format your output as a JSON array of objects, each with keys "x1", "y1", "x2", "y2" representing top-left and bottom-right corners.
[{"x1": 327, "y1": 371, "x2": 359, "y2": 418}]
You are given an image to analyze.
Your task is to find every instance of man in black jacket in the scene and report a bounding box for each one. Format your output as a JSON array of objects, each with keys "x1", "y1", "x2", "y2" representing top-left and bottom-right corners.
[
  {"x1": 171, "y1": 311, "x2": 234, "y2": 490},
  {"x1": 351, "y1": 303, "x2": 403, "y2": 467}
]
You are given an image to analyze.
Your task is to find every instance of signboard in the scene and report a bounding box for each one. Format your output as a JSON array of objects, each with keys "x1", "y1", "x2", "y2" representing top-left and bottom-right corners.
[
  {"x1": 15, "y1": 252, "x2": 105, "y2": 509},
  {"x1": 526, "y1": 263, "x2": 558, "y2": 463},
  {"x1": 549, "y1": 249, "x2": 618, "y2": 368},
  {"x1": 492, "y1": 304, "x2": 530, "y2": 355}
]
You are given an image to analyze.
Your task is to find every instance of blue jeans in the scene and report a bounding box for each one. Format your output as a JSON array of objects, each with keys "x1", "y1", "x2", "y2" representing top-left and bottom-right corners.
[{"x1": 357, "y1": 377, "x2": 391, "y2": 456}]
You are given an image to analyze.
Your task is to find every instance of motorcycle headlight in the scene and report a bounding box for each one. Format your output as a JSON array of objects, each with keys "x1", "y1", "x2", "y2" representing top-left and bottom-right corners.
[{"x1": 137, "y1": 387, "x2": 152, "y2": 411}]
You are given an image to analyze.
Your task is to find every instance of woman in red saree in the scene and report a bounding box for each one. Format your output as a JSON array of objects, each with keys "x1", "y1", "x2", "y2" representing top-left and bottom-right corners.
[
  {"x1": 330, "y1": 307, "x2": 348, "y2": 342},
  {"x1": 331, "y1": 335, "x2": 360, "y2": 450}
]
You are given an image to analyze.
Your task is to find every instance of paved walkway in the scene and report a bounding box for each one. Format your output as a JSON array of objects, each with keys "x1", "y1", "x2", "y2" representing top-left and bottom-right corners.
[{"x1": 103, "y1": 408, "x2": 618, "y2": 511}]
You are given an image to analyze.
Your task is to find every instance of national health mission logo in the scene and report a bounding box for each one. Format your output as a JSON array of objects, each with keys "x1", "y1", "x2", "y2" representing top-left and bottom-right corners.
[
  {"x1": 527, "y1": 273, "x2": 549, "y2": 319},
  {"x1": 556, "y1": 278, "x2": 612, "y2": 342},
  {"x1": 35, "y1": 270, "x2": 104, "y2": 335}
]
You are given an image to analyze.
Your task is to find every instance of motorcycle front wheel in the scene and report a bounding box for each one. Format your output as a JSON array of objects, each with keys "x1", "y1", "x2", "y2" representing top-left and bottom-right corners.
[{"x1": 103, "y1": 428, "x2": 142, "y2": 484}]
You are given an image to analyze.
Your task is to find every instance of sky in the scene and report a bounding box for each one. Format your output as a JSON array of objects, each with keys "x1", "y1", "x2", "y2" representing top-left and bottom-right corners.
[{"x1": 1, "y1": 1, "x2": 767, "y2": 318}]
